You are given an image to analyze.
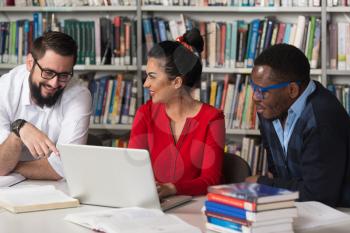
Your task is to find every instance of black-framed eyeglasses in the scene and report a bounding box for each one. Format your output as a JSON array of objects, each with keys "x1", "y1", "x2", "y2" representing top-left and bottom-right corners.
[
  {"x1": 34, "y1": 58, "x2": 73, "y2": 83},
  {"x1": 250, "y1": 79, "x2": 301, "y2": 100}
]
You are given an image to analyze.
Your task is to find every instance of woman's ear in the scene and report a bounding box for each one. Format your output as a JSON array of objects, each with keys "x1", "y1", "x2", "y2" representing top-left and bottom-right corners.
[
  {"x1": 173, "y1": 76, "x2": 183, "y2": 89},
  {"x1": 26, "y1": 53, "x2": 34, "y2": 72}
]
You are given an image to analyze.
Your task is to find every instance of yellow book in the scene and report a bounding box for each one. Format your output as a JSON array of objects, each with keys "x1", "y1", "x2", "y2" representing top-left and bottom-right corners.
[
  {"x1": 0, "y1": 185, "x2": 79, "y2": 213},
  {"x1": 209, "y1": 80, "x2": 218, "y2": 107}
]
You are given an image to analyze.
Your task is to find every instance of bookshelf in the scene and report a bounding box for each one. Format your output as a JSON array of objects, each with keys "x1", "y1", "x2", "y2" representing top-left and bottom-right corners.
[{"x1": 0, "y1": 0, "x2": 348, "y2": 137}]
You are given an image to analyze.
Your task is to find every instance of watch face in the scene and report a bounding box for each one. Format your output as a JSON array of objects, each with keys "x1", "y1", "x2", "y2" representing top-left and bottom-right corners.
[{"x1": 11, "y1": 119, "x2": 26, "y2": 136}]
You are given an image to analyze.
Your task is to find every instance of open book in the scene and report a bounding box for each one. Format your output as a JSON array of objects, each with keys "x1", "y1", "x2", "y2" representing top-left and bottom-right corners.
[
  {"x1": 0, "y1": 173, "x2": 25, "y2": 187},
  {"x1": 0, "y1": 185, "x2": 79, "y2": 213},
  {"x1": 65, "y1": 207, "x2": 201, "y2": 233},
  {"x1": 294, "y1": 201, "x2": 350, "y2": 230}
]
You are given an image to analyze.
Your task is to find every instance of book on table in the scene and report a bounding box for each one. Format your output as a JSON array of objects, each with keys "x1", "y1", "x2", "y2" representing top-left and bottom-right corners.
[
  {"x1": 205, "y1": 210, "x2": 293, "y2": 227},
  {"x1": 0, "y1": 185, "x2": 79, "y2": 213},
  {"x1": 208, "y1": 182, "x2": 299, "y2": 204},
  {"x1": 204, "y1": 200, "x2": 298, "y2": 222},
  {"x1": 207, "y1": 192, "x2": 295, "y2": 212},
  {"x1": 207, "y1": 216, "x2": 293, "y2": 233}
]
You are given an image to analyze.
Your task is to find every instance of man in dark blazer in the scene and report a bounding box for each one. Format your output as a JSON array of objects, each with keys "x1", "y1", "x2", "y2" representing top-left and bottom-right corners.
[{"x1": 245, "y1": 44, "x2": 350, "y2": 207}]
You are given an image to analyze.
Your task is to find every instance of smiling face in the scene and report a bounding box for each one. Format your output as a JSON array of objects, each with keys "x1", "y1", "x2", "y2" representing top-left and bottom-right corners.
[
  {"x1": 26, "y1": 50, "x2": 75, "y2": 107},
  {"x1": 251, "y1": 65, "x2": 294, "y2": 120},
  {"x1": 144, "y1": 57, "x2": 180, "y2": 104}
]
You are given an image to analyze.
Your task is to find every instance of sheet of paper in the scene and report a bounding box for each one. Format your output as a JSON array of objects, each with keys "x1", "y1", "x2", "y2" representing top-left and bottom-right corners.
[
  {"x1": 65, "y1": 207, "x2": 201, "y2": 233},
  {"x1": 0, "y1": 173, "x2": 25, "y2": 187},
  {"x1": 294, "y1": 201, "x2": 350, "y2": 230}
]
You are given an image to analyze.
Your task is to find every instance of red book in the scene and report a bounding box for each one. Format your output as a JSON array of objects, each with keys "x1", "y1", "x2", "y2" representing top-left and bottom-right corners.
[
  {"x1": 207, "y1": 192, "x2": 256, "y2": 211},
  {"x1": 207, "y1": 192, "x2": 296, "y2": 212}
]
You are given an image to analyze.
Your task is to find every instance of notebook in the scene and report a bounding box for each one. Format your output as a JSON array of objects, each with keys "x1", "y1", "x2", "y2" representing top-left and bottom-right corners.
[
  {"x1": 58, "y1": 144, "x2": 192, "y2": 211},
  {"x1": 0, "y1": 185, "x2": 79, "y2": 213}
]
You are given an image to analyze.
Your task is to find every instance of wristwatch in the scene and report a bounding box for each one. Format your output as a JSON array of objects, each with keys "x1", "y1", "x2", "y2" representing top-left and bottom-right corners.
[{"x1": 10, "y1": 119, "x2": 27, "y2": 138}]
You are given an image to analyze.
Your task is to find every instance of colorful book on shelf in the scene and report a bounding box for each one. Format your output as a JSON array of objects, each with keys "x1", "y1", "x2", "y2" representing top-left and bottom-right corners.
[
  {"x1": 207, "y1": 193, "x2": 295, "y2": 212},
  {"x1": 207, "y1": 182, "x2": 299, "y2": 204},
  {"x1": 0, "y1": 185, "x2": 79, "y2": 213},
  {"x1": 204, "y1": 200, "x2": 297, "y2": 222}
]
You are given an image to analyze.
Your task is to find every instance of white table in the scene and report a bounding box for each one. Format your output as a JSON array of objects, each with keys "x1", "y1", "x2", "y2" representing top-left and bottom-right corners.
[{"x1": 0, "y1": 180, "x2": 350, "y2": 233}]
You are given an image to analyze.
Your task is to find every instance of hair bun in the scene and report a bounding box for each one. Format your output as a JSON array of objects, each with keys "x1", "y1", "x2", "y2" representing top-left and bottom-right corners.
[{"x1": 183, "y1": 28, "x2": 204, "y2": 54}]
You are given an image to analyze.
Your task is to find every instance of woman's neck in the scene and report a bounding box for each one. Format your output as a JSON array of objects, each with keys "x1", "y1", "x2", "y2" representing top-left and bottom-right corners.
[{"x1": 165, "y1": 92, "x2": 199, "y2": 121}]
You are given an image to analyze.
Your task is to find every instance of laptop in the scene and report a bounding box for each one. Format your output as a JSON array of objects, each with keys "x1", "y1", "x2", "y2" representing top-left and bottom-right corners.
[{"x1": 58, "y1": 144, "x2": 192, "y2": 211}]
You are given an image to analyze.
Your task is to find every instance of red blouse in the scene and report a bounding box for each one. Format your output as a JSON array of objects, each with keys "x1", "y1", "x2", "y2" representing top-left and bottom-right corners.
[{"x1": 128, "y1": 100, "x2": 225, "y2": 196}]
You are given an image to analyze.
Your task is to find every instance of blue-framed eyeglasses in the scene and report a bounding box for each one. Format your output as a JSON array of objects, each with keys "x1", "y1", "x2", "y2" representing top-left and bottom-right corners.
[{"x1": 250, "y1": 79, "x2": 301, "y2": 100}]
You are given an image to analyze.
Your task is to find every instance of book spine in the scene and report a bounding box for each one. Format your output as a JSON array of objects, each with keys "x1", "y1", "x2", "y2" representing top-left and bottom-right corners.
[
  {"x1": 207, "y1": 193, "x2": 256, "y2": 211},
  {"x1": 205, "y1": 201, "x2": 249, "y2": 220},
  {"x1": 207, "y1": 216, "x2": 243, "y2": 232}
]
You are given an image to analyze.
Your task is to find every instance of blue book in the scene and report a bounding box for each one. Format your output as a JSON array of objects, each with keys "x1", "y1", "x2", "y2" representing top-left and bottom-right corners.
[
  {"x1": 207, "y1": 216, "x2": 242, "y2": 232},
  {"x1": 208, "y1": 182, "x2": 299, "y2": 204},
  {"x1": 283, "y1": 23, "x2": 291, "y2": 44},
  {"x1": 205, "y1": 200, "x2": 297, "y2": 222},
  {"x1": 94, "y1": 77, "x2": 108, "y2": 124},
  {"x1": 215, "y1": 81, "x2": 224, "y2": 109},
  {"x1": 158, "y1": 19, "x2": 167, "y2": 42},
  {"x1": 205, "y1": 201, "x2": 247, "y2": 220},
  {"x1": 263, "y1": 18, "x2": 275, "y2": 50},
  {"x1": 107, "y1": 79, "x2": 117, "y2": 124},
  {"x1": 246, "y1": 19, "x2": 260, "y2": 68}
]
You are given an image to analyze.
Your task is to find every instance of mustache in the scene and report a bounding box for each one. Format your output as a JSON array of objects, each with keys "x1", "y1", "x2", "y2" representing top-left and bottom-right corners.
[{"x1": 29, "y1": 74, "x2": 65, "y2": 107}]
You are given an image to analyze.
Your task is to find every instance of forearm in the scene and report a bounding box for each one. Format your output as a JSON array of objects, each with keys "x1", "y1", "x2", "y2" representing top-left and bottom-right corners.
[
  {"x1": 14, "y1": 159, "x2": 62, "y2": 180},
  {"x1": 0, "y1": 133, "x2": 22, "y2": 175}
]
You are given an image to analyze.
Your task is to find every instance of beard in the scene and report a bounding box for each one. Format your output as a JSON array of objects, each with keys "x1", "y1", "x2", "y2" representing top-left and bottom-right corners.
[{"x1": 29, "y1": 73, "x2": 65, "y2": 107}]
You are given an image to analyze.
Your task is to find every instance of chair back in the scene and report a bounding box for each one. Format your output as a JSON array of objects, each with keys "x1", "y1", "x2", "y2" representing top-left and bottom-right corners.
[{"x1": 222, "y1": 153, "x2": 251, "y2": 184}]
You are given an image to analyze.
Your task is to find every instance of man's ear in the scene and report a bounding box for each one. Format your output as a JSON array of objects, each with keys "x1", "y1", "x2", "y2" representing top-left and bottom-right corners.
[
  {"x1": 173, "y1": 76, "x2": 183, "y2": 89},
  {"x1": 288, "y1": 82, "x2": 301, "y2": 99},
  {"x1": 26, "y1": 53, "x2": 34, "y2": 72}
]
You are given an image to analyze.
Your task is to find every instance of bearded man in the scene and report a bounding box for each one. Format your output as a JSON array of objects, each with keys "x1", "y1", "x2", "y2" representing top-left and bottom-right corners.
[{"x1": 0, "y1": 31, "x2": 92, "y2": 180}]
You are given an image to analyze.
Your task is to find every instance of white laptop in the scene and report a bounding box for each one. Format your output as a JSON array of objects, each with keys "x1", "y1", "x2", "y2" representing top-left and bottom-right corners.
[{"x1": 58, "y1": 144, "x2": 192, "y2": 211}]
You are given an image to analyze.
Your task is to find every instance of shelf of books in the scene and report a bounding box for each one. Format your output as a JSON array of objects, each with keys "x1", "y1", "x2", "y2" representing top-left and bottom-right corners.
[
  {"x1": 0, "y1": 6, "x2": 137, "y2": 12},
  {"x1": 326, "y1": 7, "x2": 350, "y2": 12},
  {"x1": 226, "y1": 129, "x2": 260, "y2": 135},
  {"x1": 142, "y1": 66, "x2": 321, "y2": 75},
  {"x1": 89, "y1": 124, "x2": 132, "y2": 131},
  {"x1": 4, "y1": 0, "x2": 350, "y2": 150},
  {"x1": 141, "y1": 6, "x2": 322, "y2": 12},
  {"x1": 327, "y1": 70, "x2": 350, "y2": 76},
  {"x1": 74, "y1": 65, "x2": 138, "y2": 71}
]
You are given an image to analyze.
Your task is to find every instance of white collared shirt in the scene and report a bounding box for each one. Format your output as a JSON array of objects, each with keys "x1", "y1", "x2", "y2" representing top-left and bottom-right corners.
[{"x1": 0, "y1": 64, "x2": 92, "y2": 177}]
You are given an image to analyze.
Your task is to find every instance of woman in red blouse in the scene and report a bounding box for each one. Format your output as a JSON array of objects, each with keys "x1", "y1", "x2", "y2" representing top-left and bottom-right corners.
[{"x1": 128, "y1": 28, "x2": 225, "y2": 198}]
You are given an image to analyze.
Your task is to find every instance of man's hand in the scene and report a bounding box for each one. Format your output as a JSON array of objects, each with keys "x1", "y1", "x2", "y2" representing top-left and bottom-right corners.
[
  {"x1": 245, "y1": 172, "x2": 274, "y2": 183},
  {"x1": 19, "y1": 122, "x2": 59, "y2": 159},
  {"x1": 245, "y1": 175, "x2": 260, "y2": 183},
  {"x1": 156, "y1": 182, "x2": 177, "y2": 198}
]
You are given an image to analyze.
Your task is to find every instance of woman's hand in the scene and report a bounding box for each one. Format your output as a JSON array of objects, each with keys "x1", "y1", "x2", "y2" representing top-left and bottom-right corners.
[{"x1": 156, "y1": 182, "x2": 177, "y2": 198}]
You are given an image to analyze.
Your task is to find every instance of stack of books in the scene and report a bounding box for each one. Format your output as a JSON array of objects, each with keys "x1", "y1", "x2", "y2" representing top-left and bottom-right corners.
[{"x1": 204, "y1": 182, "x2": 299, "y2": 233}]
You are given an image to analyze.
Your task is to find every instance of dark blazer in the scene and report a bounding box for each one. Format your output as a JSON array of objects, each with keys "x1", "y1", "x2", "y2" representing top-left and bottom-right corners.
[{"x1": 257, "y1": 81, "x2": 350, "y2": 207}]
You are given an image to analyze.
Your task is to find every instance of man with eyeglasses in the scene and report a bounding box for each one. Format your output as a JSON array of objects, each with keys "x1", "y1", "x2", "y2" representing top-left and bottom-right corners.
[
  {"x1": 0, "y1": 31, "x2": 92, "y2": 180},
  {"x1": 245, "y1": 44, "x2": 350, "y2": 207}
]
